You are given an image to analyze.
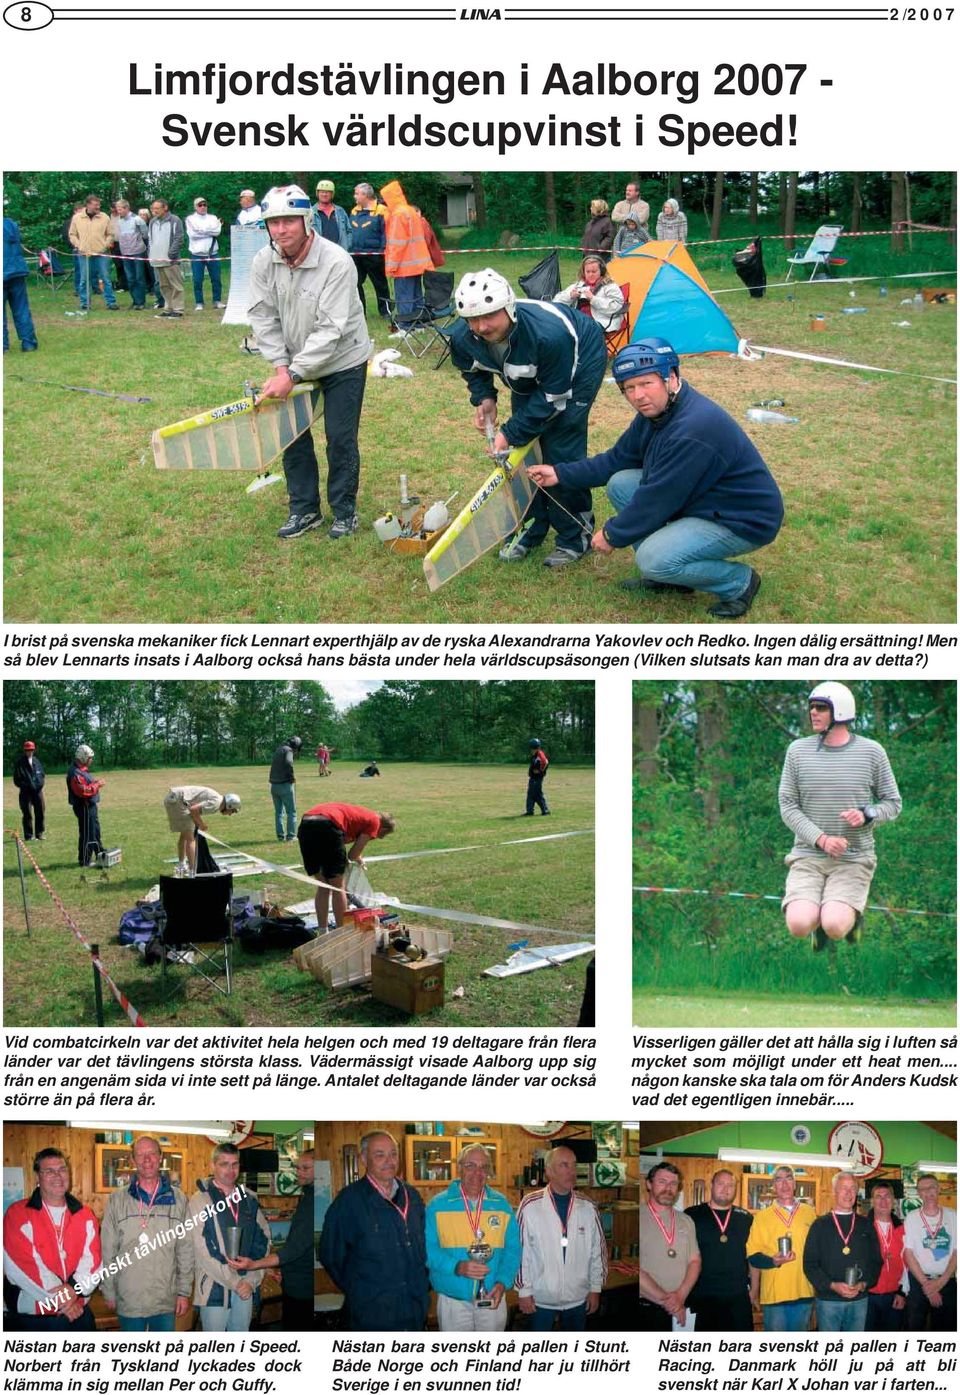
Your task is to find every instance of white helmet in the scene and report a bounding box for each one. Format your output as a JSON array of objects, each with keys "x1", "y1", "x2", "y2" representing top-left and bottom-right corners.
[
  {"x1": 809, "y1": 682, "x2": 856, "y2": 724},
  {"x1": 222, "y1": 792, "x2": 242, "y2": 813},
  {"x1": 456, "y1": 268, "x2": 516, "y2": 322},
  {"x1": 75, "y1": 743, "x2": 95, "y2": 764},
  {"x1": 260, "y1": 184, "x2": 312, "y2": 233}
]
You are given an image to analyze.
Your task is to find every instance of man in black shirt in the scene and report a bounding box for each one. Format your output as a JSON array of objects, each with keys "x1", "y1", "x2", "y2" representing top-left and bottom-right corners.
[{"x1": 685, "y1": 1170, "x2": 754, "y2": 1330}]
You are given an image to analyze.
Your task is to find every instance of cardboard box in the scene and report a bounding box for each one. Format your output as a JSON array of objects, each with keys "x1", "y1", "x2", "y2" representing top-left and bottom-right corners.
[{"x1": 371, "y1": 953, "x2": 445, "y2": 1015}]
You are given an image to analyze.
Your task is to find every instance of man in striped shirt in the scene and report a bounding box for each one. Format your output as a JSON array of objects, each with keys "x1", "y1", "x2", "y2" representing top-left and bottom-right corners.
[{"x1": 779, "y1": 682, "x2": 902, "y2": 951}]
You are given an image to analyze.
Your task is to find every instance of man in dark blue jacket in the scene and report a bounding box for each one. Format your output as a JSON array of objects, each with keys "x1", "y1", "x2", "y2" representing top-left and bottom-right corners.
[
  {"x1": 3, "y1": 216, "x2": 38, "y2": 353},
  {"x1": 529, "y1": 338, "x2": 784, "y2": 616},
  {"x1": 319, "y1": 1130, "x2": 429, "y2": 1331},
  {"x1": 449, "y1": 268, "x2": 606, "y2": 568},
  {"x1": 13, "y1": 740, "x2": 45, "y2": 841},
  {"x1": 349, "y1": 183, "x2": 390, "y2": 319}
]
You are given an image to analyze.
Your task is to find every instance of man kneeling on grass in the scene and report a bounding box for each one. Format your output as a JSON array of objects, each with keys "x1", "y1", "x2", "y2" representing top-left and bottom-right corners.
[
  {"x1": 297, "y1": 802, "x2": 396, "y2": 929},
  {"x1": 527, "y1": 338, "x2": 784, "y2": 618}
]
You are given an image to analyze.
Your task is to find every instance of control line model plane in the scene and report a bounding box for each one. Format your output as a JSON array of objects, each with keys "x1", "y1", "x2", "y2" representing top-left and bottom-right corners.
[
  {"x1": 152, "y1": 383, "x2": 322, "y2": 472},
  {"x1": 423, "y1": 440, "x2": 537, "y2": 592}
]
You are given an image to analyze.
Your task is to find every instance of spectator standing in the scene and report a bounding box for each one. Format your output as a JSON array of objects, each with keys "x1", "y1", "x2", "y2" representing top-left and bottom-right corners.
[
  {"x1": 235, "y1": 189, "x2": 264, "y2": 228},
  {"x1": 313, "y1": 180, "x2": 353, "y2": 250},
  {"x1": 350, "y1": 182, "x2": 391, "y2": 319},
  {"x1": 612, "y1": 216, "x2": 647, "y2": 257},
  {"x1": 580, "y1": 200, "x2": 614, "y2": 260},
  {"x1": 3, "y1": 215, "x2": 38, "y2": 352},
  {"x1": 611, "y1": 180, "x2": 651, "y2": 235},
  {"x1": 656, "y1": 198, "x2": 689, "y2": 243},
  {"x1": 382, "y1": 179, "x2": 434, "y2": 329},
  {"x1": 68, "y1": 195, "x2": 118, "y2": 311},
  {"x1": 186, "y1": 196, "x2": 225, "y2": 311},
  {"x1": 139, "y1": 207, "x2": 163, "y2": 308},
  {"x1": 13, "y1": 739, "x2": 45, "y2": 841},
  {"x1": 114, "y1": 200, "x2": 148, "y2": 310},
  {"x1": 149, "y1": 198, "x2": 185, "y2": 319}
]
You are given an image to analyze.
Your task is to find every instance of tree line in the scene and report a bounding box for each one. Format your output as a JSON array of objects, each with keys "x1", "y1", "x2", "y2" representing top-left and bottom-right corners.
[{"x1": 3, "y1": 679, "x2": 594, "y2": 771}]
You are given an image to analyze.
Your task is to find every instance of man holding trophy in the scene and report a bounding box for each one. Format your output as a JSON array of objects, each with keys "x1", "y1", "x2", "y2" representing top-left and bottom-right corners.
[
  {"x1": 746, "y1": 1164, "x2": 816, "y2": 1331},
  {"x1": 802, "y1": 1172, "x2": 882, "y2": 1332},
  {"x1": 425, "y1": 1145, "x2": 521, "y2": 1331}
]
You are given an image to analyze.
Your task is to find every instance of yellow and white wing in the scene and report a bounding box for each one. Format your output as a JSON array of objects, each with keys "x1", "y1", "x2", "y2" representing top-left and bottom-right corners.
[
  {"x1": 423, "y1": 443, "x2": 536, "y2": 592},
  {"x1": 152, "y1": 384, "x2": 322, "y2": 471}
]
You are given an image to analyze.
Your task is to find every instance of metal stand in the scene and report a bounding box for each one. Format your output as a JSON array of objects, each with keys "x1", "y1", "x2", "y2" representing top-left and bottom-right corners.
[{"x1": 14, "y1": 837, "x2": 31, "y2": 936}]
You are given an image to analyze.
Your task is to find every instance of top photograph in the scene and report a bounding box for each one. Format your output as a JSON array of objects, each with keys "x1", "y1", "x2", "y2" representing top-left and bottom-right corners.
[{"x1": 3, "y1": 169, "x2": 956, "y2": 625}]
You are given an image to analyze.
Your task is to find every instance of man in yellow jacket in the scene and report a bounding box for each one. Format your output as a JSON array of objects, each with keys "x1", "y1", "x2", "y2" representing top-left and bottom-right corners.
[{"x1": 382, "y1": 179, "x2": 434, "y2": 329}]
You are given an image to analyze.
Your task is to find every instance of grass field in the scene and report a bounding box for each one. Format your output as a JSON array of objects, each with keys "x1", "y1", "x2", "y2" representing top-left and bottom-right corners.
[
  {"x1": 633, "y1": 990, "x2": 957, "y2": 1029},
  {"x1": 3, "y1": 248, "x2": 955, "y2": 623},
  {"x1": 3, "y1": 761, "x2": 594, "y2": 1029}
]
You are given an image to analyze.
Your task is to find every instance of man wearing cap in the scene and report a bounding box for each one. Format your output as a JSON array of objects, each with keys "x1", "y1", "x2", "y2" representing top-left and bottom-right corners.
[
  {"x1": 248, "y1": 184, "x2": 371, "y2": 541},
  {"x1": 525, "y1": 738, "x2": 550, "y2": 816},
  {"x1": 313, "y1": 180, "x2": 353, "y2": 251},
  {"x1": 449, "y1": 268, "x2": 606, "y2": 568},
  {"x1": 528, "y1": 339, "x2": 783, "y2": 615},
  {"x1": 235, "y1": 189, "x2": 264, "y2": 228},
  {"x1": 268, "y1": 736, "x2": 303, "y2": 843},
  {"x1": 640, "y1": 1162, "x2": 700, "y2": 1331},
  {"x1": 746, "y1": 1165, "x2": 815, "y2": 1331},
  {"x1": 163, "y1": 786, "x2": 241, "y2": 875},
  {"x1": 803, "y1": 1172, "x2": 881, "y2": 1332},
  {"x1": 780, "y1": 682, "x2": 901, "y2": 951},
  {"x1": 13, "y1": 739, "x2": 46, "y2": 841},
  {"x1": 66, "y1": 744, "x2": 105, "y2": 867},
  {"x1": 296, "y1": 801, "x2": 395, "y2": 929},
  {"x1": 185, "y1": 197, "x2": 225, "y2": 311}
]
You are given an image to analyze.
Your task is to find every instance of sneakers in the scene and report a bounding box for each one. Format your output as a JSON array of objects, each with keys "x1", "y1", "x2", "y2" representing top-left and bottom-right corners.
[
  {"x1": 277, "y1": 511, "x2": 323, "y2": 540},
  {"x1": 543, "y1": 546, "x2": 585, "y2": 568},
  {"x1": 194, "y1": 304, "x2": 204, "y2": 312},
  {"x1": 621, "y1": 576, "x2": 694, "y2": 595},
  {"x1": 107, "y1": 304, "x2": 119, "y2": 311},
  {"x1": 328, "y1": 514, "x2": 359, "y2": 539},
  {"x1": 154, "y1": 311, "x2": 183, "y2": 319},
  {"x1": 708, "y1": 568, "x2": 761, "y2": 618},
  {"x1": 499, "y1": 540, "x2": 531, "y2": 562},
  {"x1": 213, "y1": 301, "x2": 226, "y2": 309}
]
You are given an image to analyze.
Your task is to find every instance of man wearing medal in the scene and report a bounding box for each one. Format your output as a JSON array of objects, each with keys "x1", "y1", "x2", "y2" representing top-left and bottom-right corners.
[
  {"x1": 802, "y1": 1172, "x2": 881, "y2": 1331},
  {"x1": 425, "y1": 1145, "x2": 521, "y2": 1331},
  {"x1": 100, "y1": 1135, "x2": 194, "y2": 1330},
  {"x1": 685, "y1": 1169, "x2": 754, "y2": 1331},
  {"x1": 639, "y1": 1162, "x2": 700, "y2": 1330},
  {"x1": 747, "y1": 1165, "x2": 816, "y2": 1331},
  {"x1": 516, "y1": 1146, "x2": 607, "y2": 1331},
  {"x1": 320, "y1": 1131, "x2": 430, "y2": 1331},
  {"x1": 3, "y1": 1148, "x2": 100, "y2": 1330},
  {"x1": 189, "y1": 1143, "x2": 272, "y2": 1331},
  {"x1": 865, "y1": 1180, "x2": 906, "y2": 1331},
  {"x1": 902, "y1": 1174, "x2": 957, "y2": 1331}
]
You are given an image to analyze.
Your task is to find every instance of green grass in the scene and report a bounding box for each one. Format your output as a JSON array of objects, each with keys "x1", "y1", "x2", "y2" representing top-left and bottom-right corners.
[
  {"x1": 3, "y1": 761, "x2": 594, "y2": 1028},
  {"x1": 3, "y1": 249, "x2": 955, "y2": 623},
  {"x1": 633, "y1": 990, "x2": 957, "y2": 1029}
]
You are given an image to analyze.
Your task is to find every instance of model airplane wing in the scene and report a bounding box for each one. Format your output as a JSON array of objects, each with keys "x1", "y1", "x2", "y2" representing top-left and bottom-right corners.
[
  {"x1": 152, "y1": 384, "x2": 322, "y2": 471},
  {"x1": 423, "y1": 442, "x2": 536, "y2": 592}
]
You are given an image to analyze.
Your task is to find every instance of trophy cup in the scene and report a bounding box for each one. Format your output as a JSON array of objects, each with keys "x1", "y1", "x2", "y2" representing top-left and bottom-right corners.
[
  {"x1": 843, "y1": 1264, "x2": 863, "y2": 1288},
  {"x1": 468, "y1": 1232, "x2": 493, "y2": 1309},
  {"x1": 777, "y1": 1236, "x2": 792, "y2": 1257},
  {"x1": 223, "y1": 1224, "x2": 242, "y2": 1261}
]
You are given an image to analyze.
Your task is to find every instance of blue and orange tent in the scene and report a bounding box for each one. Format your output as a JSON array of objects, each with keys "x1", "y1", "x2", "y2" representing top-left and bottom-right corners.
[{"x1": 605, "y1": 240, "x2": 741, "y2": 357}]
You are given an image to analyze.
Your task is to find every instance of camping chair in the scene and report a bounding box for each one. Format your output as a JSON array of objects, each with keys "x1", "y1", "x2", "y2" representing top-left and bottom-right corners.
[
  {"x1": 604, "y1": 283, "x2": 631, "y2": 356},
  {"x1": 785, "y1": 225, "x2": 847, "y2": 281},
  {"x1": 518, "y1": 251, "x2": 561, "y2": 301},
  {"x1": 391, "y1": 271, "x2": 456, "y2": 361},
  {"x1": 157, "y1": 871, "x2": 235, "y2": 999}
]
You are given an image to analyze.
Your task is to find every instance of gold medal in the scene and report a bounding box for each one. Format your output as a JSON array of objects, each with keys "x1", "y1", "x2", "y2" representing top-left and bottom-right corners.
[
  {"x1": 720, "y1": 1234, "x2": 728, "y2": 1243},
  {"x1": 842, "y1": 1245, "x2": 851, "y2": 1255}
]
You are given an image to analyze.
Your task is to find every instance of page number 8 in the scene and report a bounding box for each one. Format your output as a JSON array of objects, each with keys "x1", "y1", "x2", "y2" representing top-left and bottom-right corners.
[{"x1": 3, "y1": 1, "x2": 54, "y2": 27}]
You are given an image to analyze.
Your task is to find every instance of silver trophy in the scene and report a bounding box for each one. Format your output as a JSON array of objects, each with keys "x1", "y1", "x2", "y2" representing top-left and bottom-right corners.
[
  {"x1": 468, "y1": 1232, "x2": 493, "y2": 1308},
  {"x1": 223, "y1": 1224, "x2": 242, "y2": 1261},
  {"x1": 777, "y1": 1236, "x2": 793, "y2": 1257},
  {"x1": 844, "y1": 1264, "x2": 863, "y2": 1288}
]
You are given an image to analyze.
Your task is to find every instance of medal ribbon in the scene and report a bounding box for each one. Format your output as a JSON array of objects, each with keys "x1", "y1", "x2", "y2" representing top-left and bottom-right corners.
[
  {"x1": 548, "y1": 1185, "x2": 571, "y2": 1248},
  {"x1": 874, "y1": 1219, "x2": 893, "y2": 1268},
  {"x1": 367, "y1": 1174, "x2": 411, "y2": 1226},
  {"x1": 710, "y1": 1206, "x2": 732, "y2": 1239},
  {"x1": 460, "y1": 1182, "x2": 486, "y2": 1239},
  {"x1": 138, "y1": 1179, "x2": 162, "y2": 1229},
  {"x1": 646, "y1": 1201, "x2": 677, "y2": 1249},
  {"x1": 831, "y1": 1211, "x2": 856, "y2": 1249},
  {"x1": 41, "y1": 1203, "x2": 68, "y2": 1280},
  {"x1": 920, "y1": 1208, "x2": 943, "y2": 1244},
  {"x1": 773, "y1": 1203, "x2": 797, "y2": 1231}
]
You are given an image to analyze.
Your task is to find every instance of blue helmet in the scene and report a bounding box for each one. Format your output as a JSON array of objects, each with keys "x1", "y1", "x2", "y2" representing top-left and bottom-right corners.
[{"x1": 611, "y1": 337, "x2": 680, "y2": 386}]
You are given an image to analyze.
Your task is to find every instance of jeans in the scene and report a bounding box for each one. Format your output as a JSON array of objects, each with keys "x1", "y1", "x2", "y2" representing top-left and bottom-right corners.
[
  {"x1": 606, "y1": 469, "x2": 759, "y2": 600},
  {"x1": 762, "y1": 1300, "x2": 812, "y2": 1331},
  {"x1": 527, "y1": 1302, "x2": 587, "y2": 1331},
  {"x1": 281, "y1": 363, "x2": 367, "y2": 519},
  {"x1": 118, "y1": 1312, "x2": 176, "y2": 1331},
  {"x1": 526, "y1": 776, "x2": 549, "y2": 815},
  {"x1": 121, "y1": 256, "x2": 146, "y2": 307},
  {"x1": 191, "y1": 253, "x2": 223, "y2": 305},
  {"x1": 816, "y1": 1297, "x2": 868, "y2": 1332},
  {"x1": 200, "y1": 1296, "x2": 253, "y2": 1331},
  {"x1": 78, "y1": 254, "x2": 117, "y2": 309},
  {"x1": 3, "y1": 275, "x2": 37, "y2": 350},
  {"x1": 393, "y1": 274, "x2": 424, "y2": 326},
  {"x1": 271, "y1": 782, "x2": 297, "y2": 839},
  {"x1": 866, "y1": 1291, "x2": 905, "y2": 1331}
]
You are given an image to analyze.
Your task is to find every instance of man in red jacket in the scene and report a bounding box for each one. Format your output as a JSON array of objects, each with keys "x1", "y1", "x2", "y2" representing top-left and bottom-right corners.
[
  {"x1": 3, "y1": 1148, "x2": 100, "y2": 1330},
  {"x1": 297, "y1": 802, "x2": 396, "y2": 928}
]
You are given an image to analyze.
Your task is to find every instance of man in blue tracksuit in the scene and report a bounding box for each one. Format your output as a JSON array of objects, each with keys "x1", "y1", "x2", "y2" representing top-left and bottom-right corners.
[
  {"x1": 449, "y1": 268, "x2": 606, "y2": 568},
  {"x1": 529, "y1": 338, "x2": 784, "y2": 618}
]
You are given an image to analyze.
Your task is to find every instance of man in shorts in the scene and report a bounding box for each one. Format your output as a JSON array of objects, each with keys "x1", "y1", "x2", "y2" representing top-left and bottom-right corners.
[
  {"x1": 779, "y1": 682, "x2": 901, "y2": 951},
  {"x1": 163, "y1": 786, "x2": 241, "y2": 875},
  {"x1": 297, "y1": 802, "x2": 396, "y2": 929}
]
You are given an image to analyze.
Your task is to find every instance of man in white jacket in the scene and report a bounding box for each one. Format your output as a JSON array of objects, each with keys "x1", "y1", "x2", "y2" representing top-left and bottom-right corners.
[
  {"x1": 248, "y1": 184, "x2": 372, "y2": 541},
  {"x1": 516, "y1": 1147, "x2": 607, "y2": 1330}
]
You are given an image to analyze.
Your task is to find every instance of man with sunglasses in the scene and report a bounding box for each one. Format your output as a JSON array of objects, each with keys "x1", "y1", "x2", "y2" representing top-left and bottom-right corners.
[
  {"x1": 779, "y1": 682, "x2": 901, "y2": 951},
  {"x1": 185, "y1": 196, "x2": 225, "y2": 311}
]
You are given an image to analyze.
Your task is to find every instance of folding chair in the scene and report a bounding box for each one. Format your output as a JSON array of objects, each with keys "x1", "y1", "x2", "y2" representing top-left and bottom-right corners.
[
  {"x1": 391, "y1": 271, "x2": 455, "y2": 360},
  {"x1": 785, "y1": 224, "x2": 846, "y2": 281},
  {"x1": 604, "y1": 283, "x2": 631, "y2": 356},
  {"x1": 518, "y1": 251, "x2": 561, "y2": 301},
  {"x1": 157, "y1": 871, "x2": 235, "y2": 999}
]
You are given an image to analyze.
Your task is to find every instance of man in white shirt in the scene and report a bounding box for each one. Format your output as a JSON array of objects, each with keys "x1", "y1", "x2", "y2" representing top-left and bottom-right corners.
[
  {"x1": 903, "y1": 1175, "x2": 957, "y2": 1330},
  {"x1": 185, "y1": 196, "x2": 225, "y2": 310}
]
